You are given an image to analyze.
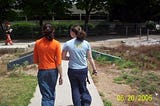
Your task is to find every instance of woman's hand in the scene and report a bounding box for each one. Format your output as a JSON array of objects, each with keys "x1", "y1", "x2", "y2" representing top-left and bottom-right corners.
[
  {"x1": 59, "y1": 77, "x2": 63, "y2": 85},
  {"x1": 92, "y1": 70, "x2": 98, "y2": 76}
]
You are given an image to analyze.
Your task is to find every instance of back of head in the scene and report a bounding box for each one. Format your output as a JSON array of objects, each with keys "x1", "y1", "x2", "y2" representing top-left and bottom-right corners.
[
  {"x1": 70, "y1": 25, "x2": 86, "y2": 41},
  {"x1": 42, "y1": 23, "x2": 55, "y2": 41},
  {"x1": 76, "y1": 30, "x2": 86, "y2": 41},
  {"x1": 5, "y1": 21, "x2": 11, "y2": 28},
  {"x1": 5, "y1": 21, "x2": 10, "y2": 26}
]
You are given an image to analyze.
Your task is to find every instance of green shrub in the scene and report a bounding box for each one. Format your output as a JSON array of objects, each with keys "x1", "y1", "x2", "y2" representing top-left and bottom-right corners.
[
  {"x1": 10, "y1": 21, "x2": 96, "y2": 39},
  {"x1": 12, "y1": 21, "x2": 39, "y2": 39}
]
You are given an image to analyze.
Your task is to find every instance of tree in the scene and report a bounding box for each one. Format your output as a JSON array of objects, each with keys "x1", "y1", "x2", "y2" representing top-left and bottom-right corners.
[
  {"x1": 107, "y1": 0, "x2": 160, "y2": 22},
  {"x1": 75, "y1": 0, "x2": 107, "y2": 31},
  {"x1": 0, "y1": 0, "x2": 17, "y2": 36},
  {"x1": 20, "y1": 0, "x2": 72, "y2": 28}
]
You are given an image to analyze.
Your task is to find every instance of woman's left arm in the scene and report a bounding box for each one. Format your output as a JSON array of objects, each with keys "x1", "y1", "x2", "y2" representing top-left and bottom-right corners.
[{"x1": 87, "y1": 50, "x2": 98, "y2": 75}]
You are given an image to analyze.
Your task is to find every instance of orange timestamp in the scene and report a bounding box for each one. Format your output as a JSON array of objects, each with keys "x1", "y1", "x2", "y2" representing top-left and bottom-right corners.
[{"x1": 116, "y1": 94, "x2": 152, "y2": 102}]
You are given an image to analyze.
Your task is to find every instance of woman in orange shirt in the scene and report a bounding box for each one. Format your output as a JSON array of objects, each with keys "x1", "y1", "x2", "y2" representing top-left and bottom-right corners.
[{"x1": 33, "y1": 23, "x2": 62, "y2": 106}]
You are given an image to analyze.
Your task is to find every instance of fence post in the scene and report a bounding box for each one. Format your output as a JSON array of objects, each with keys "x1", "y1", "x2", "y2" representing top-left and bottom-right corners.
[
  {"x1": 126, "y1": 26, "x2": 128, "y2": 37},
  {"x1": 139, "y1": 27, "x2": 142, "y2": 39},
  {"x1": 147, "y1": 29, "x2": 149, "y2": 41}
]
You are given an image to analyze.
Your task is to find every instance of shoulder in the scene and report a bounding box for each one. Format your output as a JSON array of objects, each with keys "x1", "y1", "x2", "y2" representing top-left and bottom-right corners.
[
  {"x1": 63, "y1": 39, "x2": 75, "y2": 49},
  {"x1": 83, "y1": 40, "x2": 90, "y2": 45},
  {"x1": 65, "y1": 38, "x2": 75, "y2": 45},
  {"x1": 52, "y1": 39, "x2": 61, "y2": 48},
  {"x1": 83, "y1": 40, "x2": 91, "y2": 49},
  {"x1": 68, "y1": 38, "x2": 75, "y2": 43},
  {"x1": 35, "y1": 37, "x2": 44, "y2": 44},
  {"x1": 53, "y1": 39, "x2": 60, "y2": 44}
]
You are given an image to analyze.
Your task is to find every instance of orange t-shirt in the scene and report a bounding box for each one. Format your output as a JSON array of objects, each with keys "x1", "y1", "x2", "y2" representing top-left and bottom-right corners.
[{"x1": 33, "y1": 37, "x2": 62, "y2": 69}]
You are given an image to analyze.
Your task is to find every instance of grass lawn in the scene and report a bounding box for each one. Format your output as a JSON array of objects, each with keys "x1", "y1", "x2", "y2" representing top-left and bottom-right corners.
[{"x1": 0, "y1": 72, "x2": 37, "y2": 106}]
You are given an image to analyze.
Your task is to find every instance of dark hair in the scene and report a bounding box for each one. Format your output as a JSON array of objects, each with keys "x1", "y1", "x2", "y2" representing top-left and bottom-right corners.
[
  {"x1": 42, "y1": 23, "x2": 55, "y2": 41},
  {"x1": 5, "y1": 21, "x2": 10, "y2": 25},
  {"x1": 76, "y1": 30, "x2": 86, "y2": 41},
  {"x1": 70, "y1": 25, "x2": 86, "y2": 41}
]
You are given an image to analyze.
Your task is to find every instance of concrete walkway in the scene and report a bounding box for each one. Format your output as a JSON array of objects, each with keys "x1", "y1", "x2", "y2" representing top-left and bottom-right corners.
[{"x1": 28, "y1": 60, "x2": 104, "y2": 106}]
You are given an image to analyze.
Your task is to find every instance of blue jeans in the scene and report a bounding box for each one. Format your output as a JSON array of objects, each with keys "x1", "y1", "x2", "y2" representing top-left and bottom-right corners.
[
  {"x1": 37, "y1": 69, "x2": 58, "y2": 106},
  {"x1": 68, "y1": 68, "x2": 92, "y2": 106}
]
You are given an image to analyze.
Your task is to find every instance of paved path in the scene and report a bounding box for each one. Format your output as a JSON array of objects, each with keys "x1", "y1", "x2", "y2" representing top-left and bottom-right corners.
[{"x1": 28, "y1": 60, "x2": 104, "y2": 106}]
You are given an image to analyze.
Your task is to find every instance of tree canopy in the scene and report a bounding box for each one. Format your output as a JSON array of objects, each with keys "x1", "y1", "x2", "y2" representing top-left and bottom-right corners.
[
  {"x1": 107, "y1": 0, "x2": 160, "y2": 22},
  {"x1": 1, "y1": 0, "x2": 160, "y2": 25},
  {"x1": 19, "y1": 0, "x2": 72, "y2": 27},
  {"x1": 0, "y1": 0, "x2": 18, "y2": 35},
  {"x1": 74, "y1": 0, "x2": 106, "y2": 30}
]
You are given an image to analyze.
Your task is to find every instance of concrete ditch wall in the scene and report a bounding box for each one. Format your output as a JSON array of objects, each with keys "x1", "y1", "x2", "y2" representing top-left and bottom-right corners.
[
  {"x1": 92, "y1": 50, "x2": 121, "y2": 62},
  {"x1": 7, "y1": 50, "x2": 121, "y2": 70},
  {"x1": 7, "y1": 53, "x2": 33, "y2": 70}
]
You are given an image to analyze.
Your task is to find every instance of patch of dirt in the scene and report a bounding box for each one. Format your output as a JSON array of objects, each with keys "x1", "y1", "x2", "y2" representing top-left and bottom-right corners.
[
  {"x1": 90, "y1": 36, "x2": 160, "y2": 106},
  {"x1": 94, "y1": 61, "x2": 154, "y2": 106},
  {"x1": 22, "y1": 64, "x2": 38, "y2": 76}
]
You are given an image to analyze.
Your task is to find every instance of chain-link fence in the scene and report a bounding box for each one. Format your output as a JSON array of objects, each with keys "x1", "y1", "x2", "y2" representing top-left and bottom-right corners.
[{"x1": 0, "y1": 21, "x2": 160, "y2": 39}]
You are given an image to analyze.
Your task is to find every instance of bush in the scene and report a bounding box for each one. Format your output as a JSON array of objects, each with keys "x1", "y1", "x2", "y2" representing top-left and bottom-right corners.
[
  {"x1": 8, "y1": 21, "x2": 96, "y2": 39},
  {"x1": 51, "y1": 21, "x2": 95, "y2": 36},
  {"x1": 12, "y1": 21, "x2": 39, "y2": 39}
]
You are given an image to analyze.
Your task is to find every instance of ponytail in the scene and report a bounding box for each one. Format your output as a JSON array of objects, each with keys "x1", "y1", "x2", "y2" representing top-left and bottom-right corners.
[
  {"x1": 70, "y1": 25, "x2": 86, "y2": 41},
  {"x1": 76, "y1": 30, "x2": 86, "y2": 41},
  {"x1": 42, "y1": 23, "x2": 55, "y2": 41}
]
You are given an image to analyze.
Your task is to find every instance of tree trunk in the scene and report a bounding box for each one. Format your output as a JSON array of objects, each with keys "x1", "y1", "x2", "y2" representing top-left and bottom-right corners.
[
  {"x1": 39, "y1": 16, "x2": 43, "y2": 37},
  {"x1": 0, "y1": 21, "x2": 5, "y2": 39},
  {"x1": 84, "y1": 11, "x2": 90, "y2": 33},
  {"x1": 39, "y1": 16, "x2": 43, "y2": 28}
]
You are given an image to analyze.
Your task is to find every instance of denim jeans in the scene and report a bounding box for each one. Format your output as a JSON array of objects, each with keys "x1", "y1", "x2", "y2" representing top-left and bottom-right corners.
[
  {"x1": 68, "y1": 68, "x2": 92, "y2": 106},
  {"x1": 38, "y1": 69, "x2": 58, "y2": 106}
]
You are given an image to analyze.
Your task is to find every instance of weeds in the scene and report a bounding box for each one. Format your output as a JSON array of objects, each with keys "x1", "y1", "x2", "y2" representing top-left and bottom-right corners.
[
  {"x1": 113, "y1": 69, "x2": 160, "y2": 94},
  {"x1": 115, "y1": 59, "x2": 135, "y2": 69},
  {"x1": 13, "y1": 61, "x2": 30, "y2": 72},
  {"x1": 93, "y1": 44, "x2": 160, "y2": 105},
  {"x1": 95, "y1": 44, "x2": 160, "y2": 95},
  {"x1": 130, "y1": 68, "x2": 141, "y2": 75},
  {"x1": 96, "y1": 56, "x2": 108, "y2": 64},
  {"x1": 95, "y1": 44, "x2": 160, "y2": 70},
  {"x1": 99, "y1": 91, "x2": 105, "y2": 97},
  {"x1": 103, "y1": 99, "x2": 112, "y2": 106}
]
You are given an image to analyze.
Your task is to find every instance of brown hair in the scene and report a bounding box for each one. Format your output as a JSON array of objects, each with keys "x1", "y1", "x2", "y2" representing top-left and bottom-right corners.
[
  {"x1": 70, "y1": 25, "x2": 86, "y2": 41},
  {"x1": 42, "y1": 23, "x2": 55, "y2": 41},
  {"x1": 5, "y1": 21, "x2": 10, "y2": 26}
]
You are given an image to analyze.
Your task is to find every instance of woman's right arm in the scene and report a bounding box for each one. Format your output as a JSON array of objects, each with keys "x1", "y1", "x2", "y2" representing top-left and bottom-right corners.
[
  {"x1": 62, "y1": 50, "x2": 69, "y2": 60},
  {"x1": 62, "y1": 43, "x2": 69, "y2": 60},
  {"x1": 33, "y1": 43, "x2": 39, "y2": 64}
]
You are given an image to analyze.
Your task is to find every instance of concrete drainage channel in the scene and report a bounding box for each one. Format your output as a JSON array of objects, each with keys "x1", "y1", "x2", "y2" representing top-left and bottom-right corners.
[
  {"x1": 1, "y1": 42, "x2": 35, "y2": 70},
  {"x1": 92, "y1": 50, "x2": 121, "y2": 62},
  {"x1": 7, "y1": 50, "x2": 121, "y2": 71},
  {"x1": 7, "y1": 52, "x2": 33, "y2": 70}
]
